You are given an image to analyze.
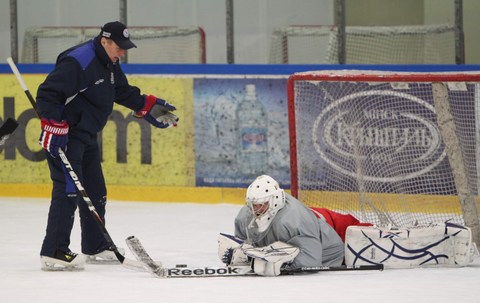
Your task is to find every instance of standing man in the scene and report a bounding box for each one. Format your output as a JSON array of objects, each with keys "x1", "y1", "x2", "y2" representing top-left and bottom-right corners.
[{"x1": 37, "y1": 21, "x2": 178, "y2": 271}]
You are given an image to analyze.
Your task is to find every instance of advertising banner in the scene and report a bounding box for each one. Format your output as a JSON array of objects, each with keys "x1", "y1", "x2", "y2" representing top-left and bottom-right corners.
[
  {"x1": 1, "y1": 72, "x2": 290, "y2": 191},
  {"x1": 0, "y1": 74, "x2": 195, "y2": 187},
  {"x1": 293, "y1": 80, "x2": 478, "y2": 194},
  {"x1": 193, "y1": 78, "x2": 290, "y2": 188},
  {"x1": 4, "y1": 64, "x2": 472, "y2": 201}
]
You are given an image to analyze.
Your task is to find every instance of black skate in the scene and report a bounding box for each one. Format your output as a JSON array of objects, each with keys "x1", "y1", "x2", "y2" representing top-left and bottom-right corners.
[{"x1": 41, "y1": 249, "x2": 85, "y2": 271}]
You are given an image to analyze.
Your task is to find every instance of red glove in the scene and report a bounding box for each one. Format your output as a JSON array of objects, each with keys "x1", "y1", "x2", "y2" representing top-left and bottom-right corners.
[{"x1": 39, "y1": 118, "x2": 69, "y2": 158}]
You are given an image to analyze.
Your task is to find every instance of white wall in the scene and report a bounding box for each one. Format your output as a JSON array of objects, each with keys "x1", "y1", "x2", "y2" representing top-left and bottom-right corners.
[
  {"x1": 5, "y1": 0, "x2": 476, "y2": 64},
  {"x1": 1, "y1": 0, "x2": 334, "y2": 64},
  {"x1": 0, "y1": 0, "x2": 11, "y2": 62},
  {"x1": 424, "y1": 0, "x2": 480, "y2": 64}
]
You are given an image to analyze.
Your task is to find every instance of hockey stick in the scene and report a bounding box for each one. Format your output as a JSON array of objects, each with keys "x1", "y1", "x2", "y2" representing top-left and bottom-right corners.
[
  {"x1": 126, "y1": 236, "x2": 384, "y2": 278},
  {"x1": 0, "y1": 118, "x2": 18, "y2": 146},
  {"x1": 6, "y1": 57, "x2": 134, "y2": 266},
  {"x1": 158, "y1": 263, "x2": 384, "y2": 278}
]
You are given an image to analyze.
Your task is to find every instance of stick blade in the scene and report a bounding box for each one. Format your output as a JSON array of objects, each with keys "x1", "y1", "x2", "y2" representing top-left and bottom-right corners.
[{"x1": 125, "y1": 236, "x2": 165, "y2": 277}]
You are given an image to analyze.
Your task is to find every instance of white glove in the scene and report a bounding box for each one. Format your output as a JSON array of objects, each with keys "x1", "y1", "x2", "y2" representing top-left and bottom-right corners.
[
  {"x1": 155, "y1": 112, "x2": 179, "y2": 127},
  {"x1": 217, "y1": 233, "x2": 252, "y2": 266},
  {"x1": 252, "y1": 259, "x2": 285, "y2": 276},
  {"x1": 243, "y1": 241, "x2": 299, "y2": 276}
]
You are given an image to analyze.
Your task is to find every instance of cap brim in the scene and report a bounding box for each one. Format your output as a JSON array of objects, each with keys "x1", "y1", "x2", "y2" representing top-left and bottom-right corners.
[{"x1": 115, "y1": 39, "x2": 137, "y2": 50}]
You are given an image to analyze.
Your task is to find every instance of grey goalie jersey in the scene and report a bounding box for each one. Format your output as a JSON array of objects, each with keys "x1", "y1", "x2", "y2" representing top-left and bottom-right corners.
[{"x1": 234, "y1": 193, "x2": 344, "y2": 268}]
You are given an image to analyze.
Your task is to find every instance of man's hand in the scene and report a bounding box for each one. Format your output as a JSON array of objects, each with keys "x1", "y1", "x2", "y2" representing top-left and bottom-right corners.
[
  {"x1": 39, "y1": 118, "x2": 69, "y2": 158},
  {"x1": 133, "y1": 95, "x2": 179, "y2": 128}
]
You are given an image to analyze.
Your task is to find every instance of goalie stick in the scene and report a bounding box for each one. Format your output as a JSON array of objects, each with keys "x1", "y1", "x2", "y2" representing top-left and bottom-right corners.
[
  {"x1": 6, "y1": 57, "x2": 138, "y2": 267},
  {"x1": 126, "y1": 236, "x2": 384, "y2": 278},
  {"x1": 0, "y1": 118, "x2": 18, "y2": 146}
]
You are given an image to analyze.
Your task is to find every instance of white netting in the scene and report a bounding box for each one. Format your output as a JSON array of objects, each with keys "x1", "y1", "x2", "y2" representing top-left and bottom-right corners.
[
  {"x1": 288, "y1": 70, "x2": 480, "y2": 229},
  {"x1": 270, "y1": 24, "x2": 455, "y2": 64},
  {"x1": 22, "y1": 26, "x2": 206, "y2": 63}
]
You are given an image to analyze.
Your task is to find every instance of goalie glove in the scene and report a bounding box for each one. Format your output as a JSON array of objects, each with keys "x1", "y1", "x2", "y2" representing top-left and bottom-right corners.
[
  {"x1": 243, "y1": 241, "x2": 299, "y2": 276},
  {"x1": 133, "y1": 95, "x2": 179, "y2": 128},
  {"x1": 217, "y1": 233, "x2": 252, "y2": 266}
]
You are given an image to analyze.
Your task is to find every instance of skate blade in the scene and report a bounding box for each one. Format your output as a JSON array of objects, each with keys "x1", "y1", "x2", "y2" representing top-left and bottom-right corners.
[
  {"x1": 41, "y1": 256, "x2": 85, "y2": 271},
  {"x1": 85, "y1": 257, "x2": 120, "y2": 264},
  {"x1": 41, "y1": 262, "x2": 85, "y2": 271}
]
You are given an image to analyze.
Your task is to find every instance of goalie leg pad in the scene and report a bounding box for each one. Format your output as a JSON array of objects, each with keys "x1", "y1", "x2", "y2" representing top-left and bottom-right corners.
[{"x1": 345, "y1": 223, "x2": 474, "y2": 268}]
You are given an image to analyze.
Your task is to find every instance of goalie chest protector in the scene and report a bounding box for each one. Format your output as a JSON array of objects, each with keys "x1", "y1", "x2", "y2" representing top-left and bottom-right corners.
[{"x1": 344, "y1": 223, "x2": 474, "y2": 268}]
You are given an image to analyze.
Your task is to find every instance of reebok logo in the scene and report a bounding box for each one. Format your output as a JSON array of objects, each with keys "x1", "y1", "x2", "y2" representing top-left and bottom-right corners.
[{"x1": 167, "y1": 267, "x2": 242, "y2": 277}]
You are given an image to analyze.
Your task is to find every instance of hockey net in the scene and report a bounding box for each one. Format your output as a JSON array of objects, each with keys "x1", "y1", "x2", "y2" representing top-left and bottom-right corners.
[
  {"x1": 270, "y1": 24, "x2": 455, "y2": 64},
  {"x1": 288, "y1": 70, "x2": 480, "y2": 243},
  {"x1": 21, "y1": 26, "x2": 206, "y2": 64}
]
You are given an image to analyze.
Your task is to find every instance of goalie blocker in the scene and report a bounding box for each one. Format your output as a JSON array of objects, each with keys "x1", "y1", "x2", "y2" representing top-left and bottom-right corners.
[{"x1": 345, "y1": 222, "x2": 477, "y2": 268}]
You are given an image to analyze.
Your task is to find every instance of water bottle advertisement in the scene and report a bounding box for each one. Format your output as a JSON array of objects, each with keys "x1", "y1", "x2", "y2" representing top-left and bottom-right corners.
[{"x1": 193, "y1": 78, "x2": 290, "y2": 188}]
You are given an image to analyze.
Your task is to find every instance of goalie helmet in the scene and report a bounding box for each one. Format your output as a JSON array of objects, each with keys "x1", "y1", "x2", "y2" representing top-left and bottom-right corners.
[{"x1": 246, "y1": 175, "x2": 285, "y2": 233}]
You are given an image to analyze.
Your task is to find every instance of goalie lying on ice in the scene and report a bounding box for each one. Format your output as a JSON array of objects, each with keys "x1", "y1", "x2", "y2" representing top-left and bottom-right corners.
[
  {"x1": 218, "y1": 175, "x2": 479, "y2": 275},
  {"x1": 218, "y1": 175, "x2": 371, "y2": 276}
]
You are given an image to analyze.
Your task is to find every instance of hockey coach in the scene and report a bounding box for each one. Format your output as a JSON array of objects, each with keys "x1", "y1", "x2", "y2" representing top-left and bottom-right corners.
[{"x1": 36, "y1": 21, "x2": 178, "y2": 271}]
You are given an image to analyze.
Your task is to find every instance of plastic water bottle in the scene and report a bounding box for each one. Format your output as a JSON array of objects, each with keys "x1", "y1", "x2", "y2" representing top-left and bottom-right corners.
[{"x1": 236, "y1": 84, "x2": 268, "y2": 175}]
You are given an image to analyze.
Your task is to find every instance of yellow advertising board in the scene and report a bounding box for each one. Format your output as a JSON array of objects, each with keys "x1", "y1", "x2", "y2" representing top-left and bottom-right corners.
[{"x1": 0, "y1": 74, "x2": 244, "y2": 203}]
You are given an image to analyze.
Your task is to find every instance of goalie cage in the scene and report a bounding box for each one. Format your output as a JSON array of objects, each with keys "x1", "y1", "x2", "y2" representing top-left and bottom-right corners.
[
  {"x1": 269, "y1": 24, "x2": 455, "y2": 64},
  {"x1": 287, "y1": 70, "x2": 480, "y2": 246},
  {"x1": 21, "y1": 26, "x2": 206, "y2": 64}
]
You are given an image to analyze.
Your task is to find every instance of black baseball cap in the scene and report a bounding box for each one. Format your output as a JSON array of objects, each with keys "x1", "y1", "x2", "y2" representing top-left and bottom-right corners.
[{"x1": 100, "y1": 21, "x2": 137, "y2": 50}]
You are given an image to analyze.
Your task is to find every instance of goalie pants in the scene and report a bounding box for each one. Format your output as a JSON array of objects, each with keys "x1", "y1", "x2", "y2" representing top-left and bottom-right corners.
[
  {"x1": 40, "y1": 136, "x2": 108, "y2": 257},
  {"x1": 311, "y1": 208, "x2": 372, "y2": 242}
]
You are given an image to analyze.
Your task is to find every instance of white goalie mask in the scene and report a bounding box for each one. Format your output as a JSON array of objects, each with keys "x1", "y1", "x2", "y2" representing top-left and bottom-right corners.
[{"x1": 246, "y1": 175, "x2": 286, "y2": 233}]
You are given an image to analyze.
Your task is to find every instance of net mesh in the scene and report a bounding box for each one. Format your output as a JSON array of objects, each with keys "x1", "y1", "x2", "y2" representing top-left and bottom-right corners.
[
  {"x1": 22, "y1": 26, "x2": 206, "y2": 63},
  {"x1": 270, "y1": 24, "x2": 455, "y2": 64},
  {"x1": 288, "y1": 70, "x2": 480, "y2": 228}
]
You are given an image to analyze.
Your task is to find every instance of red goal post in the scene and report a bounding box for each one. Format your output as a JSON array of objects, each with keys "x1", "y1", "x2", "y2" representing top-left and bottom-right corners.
[{"x1": 287, "y1": 70, "x2": 480, "y2": 244}]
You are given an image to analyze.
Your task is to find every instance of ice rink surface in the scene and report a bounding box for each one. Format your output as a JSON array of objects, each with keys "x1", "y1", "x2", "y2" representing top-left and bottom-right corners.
[{"x1": 1, "y1": 197, "x2": 480, "y2": 303}]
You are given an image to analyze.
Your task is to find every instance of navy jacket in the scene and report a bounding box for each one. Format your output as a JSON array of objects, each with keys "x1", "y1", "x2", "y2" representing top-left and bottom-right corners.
[{"x1": 36, "y1": 36, "x2": 145, "y2": 143}]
